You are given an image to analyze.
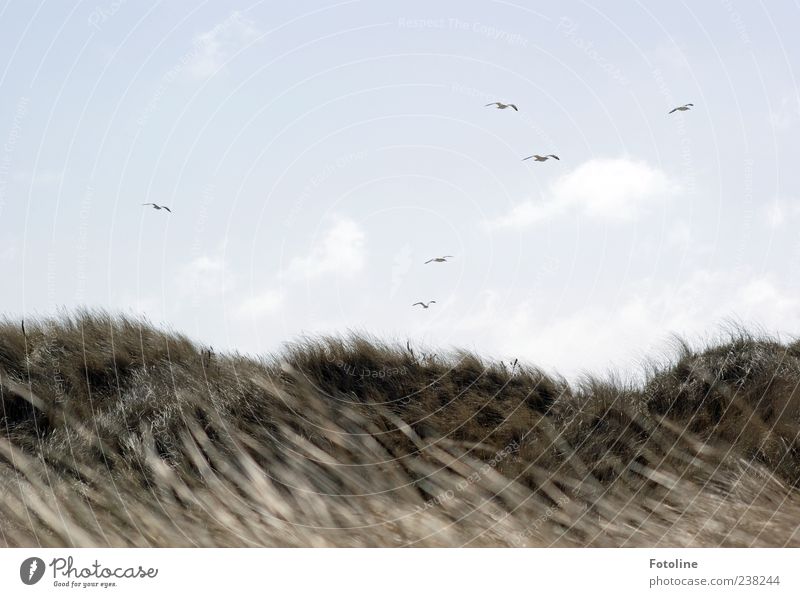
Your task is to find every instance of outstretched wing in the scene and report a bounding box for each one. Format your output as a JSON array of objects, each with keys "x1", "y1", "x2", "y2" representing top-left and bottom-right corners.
[
  {"x1": 686, "y1": 103, "x2": 694, "y2": 107},
  {"x1": 412, "y1": 302, "x2": 423, "y2": 306},
  {"x1": 484, "y1": 102, "x2": 499, "y2": 107},
  {"x1": 548, "y1": 155, "x2": 560, "y2": 160},
  {"x1": 510, "y1": 104, "x2": 518, "y2": 111},
  {"x1": 668, "y1": 107, "x2": 678, "y2": 114},
  {"x1": 424, "y1": 259, "x2": 433, "y2": 264},
  {"x1": 162, "y1": 206, "x2": 172, "y2": 213},
  {"x1": 522, "y1": 155, "x2": 534, "y2": 161}
]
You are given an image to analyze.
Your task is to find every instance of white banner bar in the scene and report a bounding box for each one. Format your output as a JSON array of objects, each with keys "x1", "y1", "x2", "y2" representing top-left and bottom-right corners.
[{"x1": 1, "y1": 548, "x2": 797, "y2": 596}]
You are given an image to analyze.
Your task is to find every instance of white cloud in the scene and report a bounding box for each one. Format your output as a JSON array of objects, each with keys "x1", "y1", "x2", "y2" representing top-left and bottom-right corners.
[
  {"x1": 490, "y1": 157, "x2": 676, "y2": 228},
  {"x1": 389, "y1": 243, "x2": 413, "y2": 298},
  {"x1": 766, "y1": 201, "x2": 785, "y2": 229},
  {"x1": 109, "y1": 291, "x2": 162, "y2": 320},
  {"x1": 488, "y1": 200, "x2": 560, "y2": 228},
  {"x1": 556, "y1": 158, "x2": 673, "y2": 217},
  {"x1": 739, "y1": 277, "x2": 797, "y2": 314},
  {"x1": 188, "y1": 12, "x2": 260, "y2": 79},
  {"x1": 177, "y1": 256, "x2": 234, "y2": 297},
  {"x1": 443, "y1": 269, "x2": 800, "y2": 380},
  {"x1": 764, "y1": 198, "x2": 800, "y2": 229},
  {"x1": 770, "y1": 95, "x2": 800, "y2": 130},
  {"x1": 237, "y1": 289, "x2": 285, "y2": 319},
  {"x1": 0, "y1": 242, "x2": 18, "y2": 263},
  {"x1": 287, "y1": 218, "x2": 366, "y2": 279},
  {"x1": 666, "y1": 220, "x2": 692, "y2": 248}
]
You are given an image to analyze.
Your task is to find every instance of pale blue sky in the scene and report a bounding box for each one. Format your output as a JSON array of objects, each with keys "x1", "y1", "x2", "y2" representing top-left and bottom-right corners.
[{"x1": 1, "y1": 1, "x2": 799, "y2": 377}]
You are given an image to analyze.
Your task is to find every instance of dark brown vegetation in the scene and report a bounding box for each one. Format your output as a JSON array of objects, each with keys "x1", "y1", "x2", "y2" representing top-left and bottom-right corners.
[{"x1": 1, "y1": 310, "x2": 799, "y2": 546}]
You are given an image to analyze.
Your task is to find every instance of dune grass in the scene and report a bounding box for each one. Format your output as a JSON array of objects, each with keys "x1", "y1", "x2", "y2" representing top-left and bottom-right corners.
[{"x1": 1, "y1": 310, "x2": 799, "y2": 547}]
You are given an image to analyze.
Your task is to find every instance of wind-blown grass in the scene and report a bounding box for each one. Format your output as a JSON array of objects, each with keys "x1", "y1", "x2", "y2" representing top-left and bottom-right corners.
[{"x1": 1, "y1": 310, "x2": 798, "y2": 546}]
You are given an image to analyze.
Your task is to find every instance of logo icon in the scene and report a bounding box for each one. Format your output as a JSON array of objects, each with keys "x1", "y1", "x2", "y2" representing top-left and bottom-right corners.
[{"x1": 20, "y1": 557, "x2": 45, "y2": 585}]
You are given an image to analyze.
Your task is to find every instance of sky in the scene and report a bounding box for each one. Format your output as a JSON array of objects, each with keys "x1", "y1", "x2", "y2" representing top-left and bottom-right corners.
[{"x1": 1, "y1": 0, "x2": 799, "y2": 379}]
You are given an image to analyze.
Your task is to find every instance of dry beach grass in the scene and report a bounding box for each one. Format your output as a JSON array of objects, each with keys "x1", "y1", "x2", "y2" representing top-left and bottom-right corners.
[{"x1": 1, "y1": 311, "x2": 799, "y2": 547}]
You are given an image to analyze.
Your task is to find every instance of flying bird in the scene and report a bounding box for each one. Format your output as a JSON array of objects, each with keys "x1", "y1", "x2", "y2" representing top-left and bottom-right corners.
[
  {"x1": 522, "y1": 154, "x2": 560, "y2": 162},
  {"x1": 142, "y1": 203, "x2": 172, "y2": 212},
  {"x1": 668, "y1": 103, "x2": 694, "y2": 114},
  {"x1": 412, "y1": 301, "x2": 437, "y2": 309},
  {"x1": 485, "y1": 102, "x2": 518, "y2": 111},
  {"x1": 425, "y1": 256, "x2": 453, "y2": 264}
]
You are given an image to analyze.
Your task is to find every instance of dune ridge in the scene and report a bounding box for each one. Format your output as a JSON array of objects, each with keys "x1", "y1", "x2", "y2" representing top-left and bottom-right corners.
[{"x1": 1, "y1": 310, "x2": 798, "y2": 547}]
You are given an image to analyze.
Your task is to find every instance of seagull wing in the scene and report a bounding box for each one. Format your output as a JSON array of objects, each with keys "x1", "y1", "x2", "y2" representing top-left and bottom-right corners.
[
  {"x1": 668, "y1": 107, "x2": 678, "y2": 114},
  {"x1": 412, "y1": 302, "x2": 423, "y2": 306},
  {"x1": 510, "y1": 104, "x2": 518, "y2": 111},
  {"x1": 430, "y1": 301, "x2": 437, "y2": 304},
  {"x1": 162, "y1": 206, "x2": 172, "y2": 213},
  {"x1": 548, "y1": 155, "x2": 560, "y2": 160},
  {"x1": 484, "y1": 102, "x2": 499, "y2": 107},
  {"x1": 424, "y1": 259, "x2": 434, "y2": 264},
  {"x1": 522, "y1": 155, "x2": 535, "y2": 161},
  {"x1": 686, "y1": 103, "x2": 694, "y2": 107}
]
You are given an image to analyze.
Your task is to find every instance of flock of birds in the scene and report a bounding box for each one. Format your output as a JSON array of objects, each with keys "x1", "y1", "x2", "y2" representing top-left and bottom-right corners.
[
  {"x1": 410, "y1": 99, "x2": 694, "y2": 309},
  {"x1": 138, "y1": 99, "x2": 695, "y2": 311}
]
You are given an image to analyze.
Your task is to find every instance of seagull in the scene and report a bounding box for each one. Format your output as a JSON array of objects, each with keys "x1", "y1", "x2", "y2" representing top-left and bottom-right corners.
[
  {"x1": 522, "y1": 154, "x2": 560, "y2": 162},
  {"x1": 485, "y1": 102, "x2": 518, "y2": 111},
  {"x1": 668, "y1": 103, "x2": 694, "y2": 114},
  {"x1": 425, "y1": 256, "x2": 453, "y2": 264},
  {"x1": 412, "y1": 301, "x2": 437, "y2": 309},
  {"x1": 142, "y1": 203, "x2": 172, "y2": 213}
]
